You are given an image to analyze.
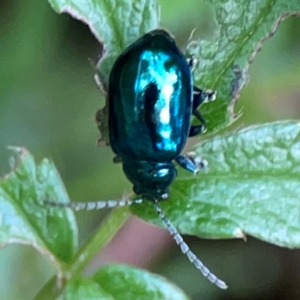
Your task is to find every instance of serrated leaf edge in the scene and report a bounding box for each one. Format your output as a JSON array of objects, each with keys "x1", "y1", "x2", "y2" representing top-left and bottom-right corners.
[{"x1": 230, "y1": 11, "x2": 300, "y2": 118}]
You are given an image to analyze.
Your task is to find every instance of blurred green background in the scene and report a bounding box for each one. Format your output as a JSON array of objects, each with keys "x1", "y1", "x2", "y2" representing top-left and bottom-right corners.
[{"x1": 0, "y1": 1, "x2": 300, "y2": 299}]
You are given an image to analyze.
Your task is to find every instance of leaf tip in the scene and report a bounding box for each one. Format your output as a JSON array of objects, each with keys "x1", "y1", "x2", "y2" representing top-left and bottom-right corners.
[
  {"x1": 7, "y1": 145, "x2": 28, "y2": 156},
  {"x1": 2, "y1": 146, "x2": 29, "y2": 179}
]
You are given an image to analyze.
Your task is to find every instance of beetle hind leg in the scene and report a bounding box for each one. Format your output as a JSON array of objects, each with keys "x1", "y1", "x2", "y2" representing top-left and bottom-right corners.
[{"x1": 189, "y1": 87, "x2": 216, "y2": 137}]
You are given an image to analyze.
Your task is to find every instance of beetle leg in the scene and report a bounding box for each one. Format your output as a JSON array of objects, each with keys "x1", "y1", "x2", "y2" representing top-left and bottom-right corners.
[
  {"x1": 175, "y1": 152, "x2": 207, "y2": 174},
  {"x1": 193, "y1": 86, "x2": 217, "y2": 104},
  {"x1": 189, "y1": 87, "x2": 216, "y2": 137},
  {"x1": 186, "y1": 56, "x2": 197, "y2": 70},
  {"x1": 113, "y1": 156, "x2": 123, "y2": 163}
]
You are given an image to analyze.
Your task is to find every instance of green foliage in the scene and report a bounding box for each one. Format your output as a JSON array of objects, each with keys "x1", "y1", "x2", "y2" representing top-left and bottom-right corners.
[
  {"x1": 133, "y1": 121, "x2": 300, "y2": 247},
  {"x1": 63, "y1": 265, "x2": 189, "y2": 300},
  {"x1": 187, "y1": 1, "x2": 300, "y2": 133},
  {"x1": 64, "y1": 277, "x2": 114, "y2": 300},
  {"x1": 0, "y1": 0, "x2": 300, "y2": 299},
  {"x1": 0, "y1": 147, "x2": 77, "y2": 266}
]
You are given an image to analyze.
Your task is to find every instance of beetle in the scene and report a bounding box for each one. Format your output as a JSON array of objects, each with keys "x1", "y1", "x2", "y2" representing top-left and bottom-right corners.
[
  {"x1": 108, "y1": 29, "x2": 214, "y2": 200},
  {"x1": 46, "y1": 29, "x2": 227, "y2": 289}
]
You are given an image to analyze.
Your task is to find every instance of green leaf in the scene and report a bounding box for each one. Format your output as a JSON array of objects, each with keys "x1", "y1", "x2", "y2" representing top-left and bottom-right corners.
[
  {"x1": 93, "y1": 264, "x2": 190, "y2": 300},
  {"x1": 63, "y1": 277, "x2": 114, "y2": 300},
  {"x1": 62, "y1": 265, "x2": 190, "y2": 299},
  {"x1": 132, "y1": 121, "x2": 300, "y2": 248},
  {"x1": 34, "y1": 208, "x2": 131, "y2": 300},
  {"x1": 188, "y1": 1, "x2": 300, "y2": 133},
  {"x1": 0, "y1": 147, "x2": 78, "y2": 271},
  {"x1": 48, "y1": 0, "x2": 159, "y2": 87}
]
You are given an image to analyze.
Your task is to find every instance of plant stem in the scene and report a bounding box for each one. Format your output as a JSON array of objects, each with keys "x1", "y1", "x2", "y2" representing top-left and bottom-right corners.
[{"x1": 33, "y1": 207, "x2": 131, "y2": 300}]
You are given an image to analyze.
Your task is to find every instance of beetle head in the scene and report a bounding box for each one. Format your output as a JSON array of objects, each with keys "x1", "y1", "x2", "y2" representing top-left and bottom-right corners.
[{"x1": 122, "y1": 161, "x2": 177, "y2": 201}]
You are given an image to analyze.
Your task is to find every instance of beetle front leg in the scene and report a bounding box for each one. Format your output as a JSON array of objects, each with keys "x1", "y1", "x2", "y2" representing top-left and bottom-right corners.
[
  {"x1": 189, "y1": 87, "x2": 216, "y2": 137},
  {"x1": 175, "y1": 152, "x2": 207, "y2": 174}
]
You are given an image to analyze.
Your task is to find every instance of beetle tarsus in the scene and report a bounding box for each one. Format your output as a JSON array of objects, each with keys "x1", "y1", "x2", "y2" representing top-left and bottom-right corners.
[{"x1": 175, "y1": 152, "x2": 207, "y2": 174}]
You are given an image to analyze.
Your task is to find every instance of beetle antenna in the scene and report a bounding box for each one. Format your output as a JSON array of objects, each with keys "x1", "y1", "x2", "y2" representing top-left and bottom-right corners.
[
  {"x1": 154, "y1": 201, "x2": 228, "y2": 289},
  {"x1": 44, "y1": 198, "x2": 142, "y2": 211}
]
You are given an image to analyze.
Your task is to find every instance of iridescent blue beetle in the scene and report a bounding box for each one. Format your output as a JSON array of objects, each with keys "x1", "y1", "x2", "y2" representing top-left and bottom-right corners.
[
  {"x1": 109, "y1": 29, "x2": 214, "y2": 201},
  {"x1": 47, "y1": 29, "x2": 227, "y2": 289}
]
